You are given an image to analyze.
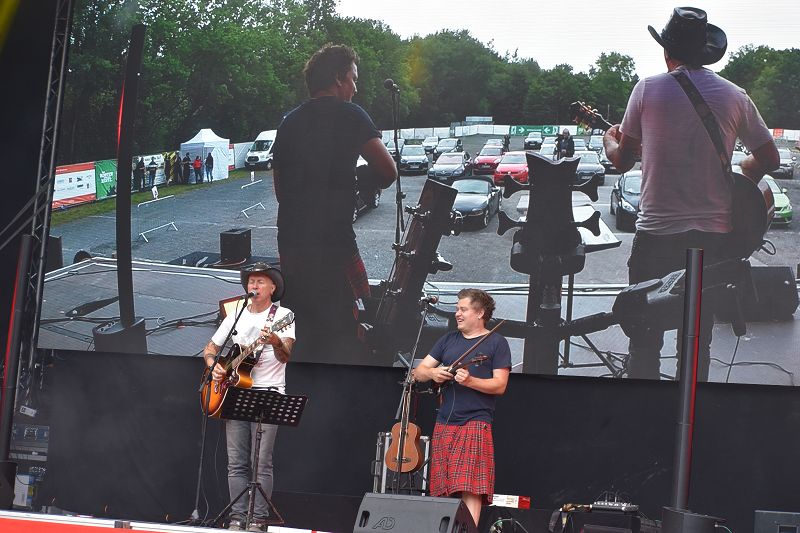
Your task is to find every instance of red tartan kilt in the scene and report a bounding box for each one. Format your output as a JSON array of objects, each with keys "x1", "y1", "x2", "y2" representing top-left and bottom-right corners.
[{"x1": 429, "y1": 420, "x2": 494, "y2": 504}]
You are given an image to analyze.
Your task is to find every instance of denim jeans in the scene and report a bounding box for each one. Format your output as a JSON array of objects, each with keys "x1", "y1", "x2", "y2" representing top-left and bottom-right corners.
[
  {"x1": 226, "y1": 419, "x2": 278, "y2": 520},
  {"x1": 626, "y1": 229, "x2": 732, "y2": 380}
]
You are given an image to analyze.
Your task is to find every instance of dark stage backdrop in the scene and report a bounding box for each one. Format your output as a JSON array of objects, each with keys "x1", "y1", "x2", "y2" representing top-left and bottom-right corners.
[{"x1": 36, "y1": 350, "x2": 800, "y2": 532}]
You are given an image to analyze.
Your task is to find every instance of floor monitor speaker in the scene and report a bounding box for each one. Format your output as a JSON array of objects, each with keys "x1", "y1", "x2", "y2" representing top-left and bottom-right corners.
[{"x1": 353, "y1": 492, "x2": 477, "y2": 533}]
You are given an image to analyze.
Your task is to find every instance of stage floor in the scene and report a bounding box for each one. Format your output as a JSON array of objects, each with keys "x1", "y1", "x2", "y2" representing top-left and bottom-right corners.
[
  {"x1": 38, "y1": 258, "x2": 800, "y2": 385},
  {"x1": 0, "y1": 510, "x2": 329, "y2": 533}
]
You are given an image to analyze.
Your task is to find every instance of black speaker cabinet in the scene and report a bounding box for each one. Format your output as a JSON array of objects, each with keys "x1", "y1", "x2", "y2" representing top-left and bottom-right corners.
[
  {"x1": 354, "y1": 493, "x2": 477, "y2": 533},
  {"x1": 754, "y1": 510, "x2": 800, "y2": 533},
  {"x1": 662, "y1": 507, "x2": 721, "y2": 533},
  {"x1": 45, "y1": 234, "x2": 63, "y2": 272},
  {"x1": 220, "y1": 228, "x2": 251, "y2": 263}
]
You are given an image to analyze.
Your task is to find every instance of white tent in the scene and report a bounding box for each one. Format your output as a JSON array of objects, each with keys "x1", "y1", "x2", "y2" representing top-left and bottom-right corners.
[{"x1": 179, "y1": 128, "x2": 230, "y2": 182}]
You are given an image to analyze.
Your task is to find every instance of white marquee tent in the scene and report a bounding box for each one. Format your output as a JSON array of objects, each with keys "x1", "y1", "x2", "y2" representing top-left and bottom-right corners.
[{"x1": 179, "y1": 128, "x2": 230, "y2": 182}]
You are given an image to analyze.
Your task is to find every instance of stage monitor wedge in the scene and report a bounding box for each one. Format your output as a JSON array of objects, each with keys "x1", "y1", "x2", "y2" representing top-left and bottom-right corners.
[{"x1": 354, "y1": 492, "x2": 477, "y2": 533}]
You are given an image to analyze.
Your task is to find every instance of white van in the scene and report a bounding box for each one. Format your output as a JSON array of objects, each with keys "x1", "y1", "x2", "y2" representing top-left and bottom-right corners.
[{"x1": 245, "y1": 130, "x2": 277, "y2": 170}]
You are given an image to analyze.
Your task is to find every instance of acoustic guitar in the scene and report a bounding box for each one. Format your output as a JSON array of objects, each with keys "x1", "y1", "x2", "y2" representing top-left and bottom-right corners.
[
  {"x1": 569, "y1": 101, "x2": 774, "y2": 259},
  {"x1": 385, "y1": 380, "x2": 424, "y2": 473},
  {"x1": 200, "y1": 311, "x2": 295, "y2": 417}
]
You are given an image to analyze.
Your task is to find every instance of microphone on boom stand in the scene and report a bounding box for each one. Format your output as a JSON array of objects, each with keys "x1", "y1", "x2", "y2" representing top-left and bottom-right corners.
[{"x1": 383, "y1": 78, "x2": 400, "y2": 92}]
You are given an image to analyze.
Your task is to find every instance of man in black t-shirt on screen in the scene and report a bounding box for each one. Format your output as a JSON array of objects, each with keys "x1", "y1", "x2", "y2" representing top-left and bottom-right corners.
[{"x1": 271, "y1": 44, "x2": 396, "y2": 363}]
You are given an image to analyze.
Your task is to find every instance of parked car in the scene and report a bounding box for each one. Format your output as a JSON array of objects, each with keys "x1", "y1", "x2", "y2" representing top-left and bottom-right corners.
[
  {"x1": 399, "y1": 145, "x2": 429, "y2": 174},
  {"x1": 433, "y1": 137, "x2": 463, "y2": 160},
  {"x1": 539, "y1": 143, "x2": 557, "y2": 160},
  {"x1": 524, "y1": 132, "x2": 543, "y2": 150},
  {"x1": 427, "y1": 151, "x2": 472, "y2": 184},
  {"x1": 609, "y1": 170, "x2": 641, "y2": 231},
  {"x1": 354, "y1": 156, "x2": 382, "y2": 221},
  {"x1": 599, "y1": 148, "x2": 618, "y2": 174},
  {"x1": 764, "y1": 175, "x2": 793, "y2": 226},
  {"x1": 773, "y1": 148, "x2": 796, "y2": 179},
  {"x1": 574, "y1": 150, "x2": 606, "y2": 185},
  {"x1": 472, "y1": 146, "x2": 504, "y2": 175},
  {"x1": 542, "y1": 136, "x2": 557, "y2": 145},
  {"x1": 492, "y1": 151, "x2": 529, "y2": 185},
  {"x1": 452, "y1": 177, "x2": 502, "y2": 229},
  {"x1": 731, "y1": 150, "x2": 748, "y2": 167},
  {"x1": 572, "y1": 138, "x2": 588, "y2": 151},
  {"x1": 385, "y1": 138, "x2": 405, "y2": 157},
  {"x1": 587, "y1": 135, "x2": 604, "y2": 153},
  {"x1": 422, "y1": 135, "x2": 440, "y2": 154}
]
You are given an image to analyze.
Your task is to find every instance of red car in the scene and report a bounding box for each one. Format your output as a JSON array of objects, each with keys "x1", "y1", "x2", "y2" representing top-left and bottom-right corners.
[
  {"x1": 492, "y1": 151, "x2": 529, "y2": 185},
  {"x1": 472, "y1": 146, "x2": 504, "y2": 175}
]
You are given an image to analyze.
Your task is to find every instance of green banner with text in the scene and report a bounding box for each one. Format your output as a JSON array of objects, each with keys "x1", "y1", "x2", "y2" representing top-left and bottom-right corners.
[{"x1": 94, "y1": 159, "x2": 118, "y2": 201}]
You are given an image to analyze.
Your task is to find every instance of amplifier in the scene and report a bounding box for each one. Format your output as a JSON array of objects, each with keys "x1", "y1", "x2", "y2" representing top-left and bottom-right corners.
[
  {"x1": 372, "y1": 431, "x2": 430, "y2": 495},
  {"x1": 220, "y1": 228, "x2": 251, "y2": 263}
]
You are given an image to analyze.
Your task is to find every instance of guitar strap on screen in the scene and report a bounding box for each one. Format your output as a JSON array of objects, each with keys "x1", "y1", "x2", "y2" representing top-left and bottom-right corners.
[{"x1": 670, "y1": 69, "x2": 735, "y2": 189}]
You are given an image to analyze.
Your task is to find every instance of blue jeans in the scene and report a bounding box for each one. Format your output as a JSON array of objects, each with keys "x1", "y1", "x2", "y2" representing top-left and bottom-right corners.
[
  {"x1": 226, "y1": 419, "x2": 278, "y2": 520},
  {"x1": 627, "y1": 230, "x2": 732, "y2": 380}
]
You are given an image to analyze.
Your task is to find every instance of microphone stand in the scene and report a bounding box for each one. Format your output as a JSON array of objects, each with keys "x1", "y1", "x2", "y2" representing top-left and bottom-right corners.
[
  {"x1": 190, "y1": 293, "x2": 251, "y2": 524},
  {"x1": 389, "y1": 85, "x2": 405, "y2": 253}
]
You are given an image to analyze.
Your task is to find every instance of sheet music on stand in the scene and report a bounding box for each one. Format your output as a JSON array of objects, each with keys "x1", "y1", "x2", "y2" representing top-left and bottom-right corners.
[
  {"x1": 212, "y1": 387, "x2": 308, "y2": 528},
  {"x1": 220, "y1": 387, "x2": 307, "y2": 427}
]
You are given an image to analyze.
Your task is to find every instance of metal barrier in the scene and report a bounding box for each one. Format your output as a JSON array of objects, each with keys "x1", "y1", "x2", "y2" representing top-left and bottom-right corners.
[
  {"x1": 238, "y1": 174, "x2": 266, "y2": 218},
  {"x1": 135, "y1": 194, "x2": 178, "y2": 242}
]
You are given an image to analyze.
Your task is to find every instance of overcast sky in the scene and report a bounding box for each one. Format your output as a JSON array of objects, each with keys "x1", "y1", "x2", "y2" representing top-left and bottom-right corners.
[{"x1": 335, "y1": 0, "x2": 800, "y2": 78}]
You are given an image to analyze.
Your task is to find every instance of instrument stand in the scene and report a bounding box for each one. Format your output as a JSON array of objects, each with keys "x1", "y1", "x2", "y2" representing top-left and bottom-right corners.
[
  {"x1": 211, "y1": 387, "x2": 308, "y2": 531},
  {"x1": 388, "y1": 301, "x2": 430, "y2": 495},
  {"x1": 561, "y1": 273, "x2": 626, "y2": 377}
]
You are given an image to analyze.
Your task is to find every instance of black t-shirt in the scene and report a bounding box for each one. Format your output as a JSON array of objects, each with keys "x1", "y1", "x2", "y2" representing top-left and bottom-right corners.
[
  {"x1": 272, "y1": 97, "x2": 380, "y2": 250},
  {"x1": 430, "y1": 331, "x2": 512, "y2": 425}
]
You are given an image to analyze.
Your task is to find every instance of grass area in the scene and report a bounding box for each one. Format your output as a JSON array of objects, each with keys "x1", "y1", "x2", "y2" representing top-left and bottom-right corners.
[{"x1": 49, "y1": 169, "x2": 256, "y2": 227}]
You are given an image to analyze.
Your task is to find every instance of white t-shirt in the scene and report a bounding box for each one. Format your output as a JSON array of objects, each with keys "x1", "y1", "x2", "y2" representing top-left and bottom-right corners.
[
  {"x1": 211, "y1": 303, "x2": 295, "y2": 392},
  {"x1": 620, "y1": 66, "x2": 773, "y2": 234}
]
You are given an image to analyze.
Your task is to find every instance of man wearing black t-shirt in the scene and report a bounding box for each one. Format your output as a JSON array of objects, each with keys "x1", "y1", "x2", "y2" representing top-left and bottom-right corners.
[
  {"x1": 413, "y1": 288, "x2": 511, "y2": 527},
  {"x1": 271, "y1": 44, "x2": 396, "y2": 363}
]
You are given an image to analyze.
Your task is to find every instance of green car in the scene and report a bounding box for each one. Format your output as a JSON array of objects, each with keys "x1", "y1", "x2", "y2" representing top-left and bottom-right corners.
[{"x1": 765, "y1": 175, "x2": 793, "y2": 226}]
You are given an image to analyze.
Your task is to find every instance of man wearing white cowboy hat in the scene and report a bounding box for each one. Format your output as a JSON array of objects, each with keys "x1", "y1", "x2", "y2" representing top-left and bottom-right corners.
[
  {"x1": 604, "y1": 7, "x2": 779, "y2": 381},
  {"x1": 203, "y1": 262, "x2": 295, "y2": 531}
]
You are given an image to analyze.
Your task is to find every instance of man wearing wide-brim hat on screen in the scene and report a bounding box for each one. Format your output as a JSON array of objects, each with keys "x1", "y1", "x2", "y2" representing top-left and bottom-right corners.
[
  {"x1": 603, "y1": 7, "x2": 779, "y2": 381},
  {"x1": 202, "y1": 262, "x2": 295, "y2": 531}
]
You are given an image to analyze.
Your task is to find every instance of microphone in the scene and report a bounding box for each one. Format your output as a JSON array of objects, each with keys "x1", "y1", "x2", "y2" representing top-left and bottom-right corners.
[
  {"x1": 489, "y1": 520, "x2": 504, "y2": 533},
  {"x1": 245, "y1": 291, "x2": 258, "y2": 299},
  {"x1": 383, "y1": 78, "x2": 399, "y2": 92},
  {"x1": 419, "y1": 295, "x2": 439, "y2": 306}
]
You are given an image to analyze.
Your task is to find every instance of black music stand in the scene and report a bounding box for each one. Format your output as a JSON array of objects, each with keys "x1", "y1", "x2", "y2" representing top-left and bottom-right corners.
[{"x1": 212, "y1": 387, "x2": 308, "y2": 530}]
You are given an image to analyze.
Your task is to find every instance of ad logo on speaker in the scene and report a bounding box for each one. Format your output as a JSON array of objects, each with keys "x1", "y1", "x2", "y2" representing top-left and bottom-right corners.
[{"x1": 372, "y1": 516, "x2": 396, "y2": 530}]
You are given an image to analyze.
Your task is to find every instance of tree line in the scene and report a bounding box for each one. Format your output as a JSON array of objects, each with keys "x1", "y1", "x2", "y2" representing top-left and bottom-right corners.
[{"x1": 58, "y1": 0, "x2": 798, "y2": 165}]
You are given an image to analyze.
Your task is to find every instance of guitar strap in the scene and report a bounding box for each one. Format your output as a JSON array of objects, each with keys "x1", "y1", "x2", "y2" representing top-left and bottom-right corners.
[
  {"x1": 265, "y1": 303, "x2": 278, "y2": 326},
  {"x1": 669, "y1": 69, "x2": 735, "y2": 189}
]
